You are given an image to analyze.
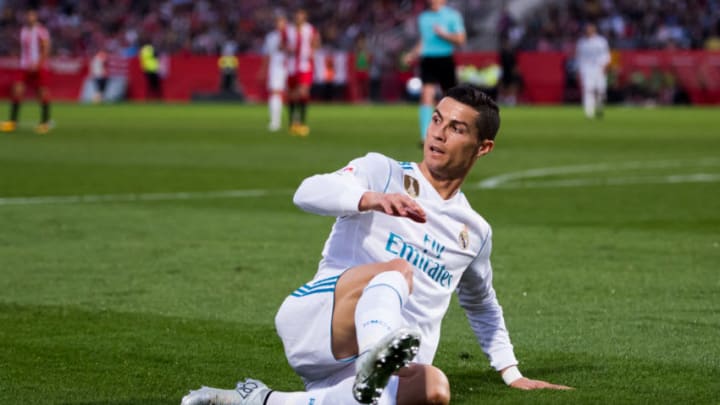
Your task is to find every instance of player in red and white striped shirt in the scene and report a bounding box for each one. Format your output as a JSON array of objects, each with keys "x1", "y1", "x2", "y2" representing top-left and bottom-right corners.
[
  {"x1": 1, "y1": 10, "x2": 53, "y2": 134},
  {"x1": 283, "y1": 9, "x2": 320, "y2": 137}
]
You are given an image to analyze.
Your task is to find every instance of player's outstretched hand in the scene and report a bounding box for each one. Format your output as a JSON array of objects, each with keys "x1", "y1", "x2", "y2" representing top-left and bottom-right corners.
[
  {"x1": 510, "y1": 377, "x2": 573, "y2": 391},
  {"x1": 359, "y1": 191, "x2": 426, "y2": 223}
]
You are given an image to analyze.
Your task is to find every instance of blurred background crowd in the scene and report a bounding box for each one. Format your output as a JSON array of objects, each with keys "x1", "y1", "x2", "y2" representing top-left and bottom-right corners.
[
  {"x1": 515, "y1": 0, "x2": 720, "y2": 52},
  {"x1": 1, "y1": 0, "x2": 719, "y2": 57},
  {"x1": 1, "y1": 0, "x2": 719, "y2": 106}
]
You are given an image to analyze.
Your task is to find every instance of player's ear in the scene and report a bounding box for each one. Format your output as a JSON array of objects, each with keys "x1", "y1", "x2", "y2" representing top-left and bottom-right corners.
[{"x1": 477, "y1": 139, "x2": 494, "y2": 157}]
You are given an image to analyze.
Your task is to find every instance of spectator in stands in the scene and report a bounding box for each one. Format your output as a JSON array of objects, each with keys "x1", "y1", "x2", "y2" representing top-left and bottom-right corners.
[
  {"x1": 320, "y1": 51, "x2": 336, "y2": 101},
  {"x1": 217, "y1": 42, "x2": 239, "y2": 95},
  {"x1": 517, "y1": 0, "x2": 715, "y2": 51},
  {"x1": 626, "y1": 70, "x2": 648, "y2": 104},
  {"x1": 139, "y1": 40, "x2": 162, "y2": 100},
  {"x1": 2, "y1": 0, "x2": 719, "y2": 58},
  {"x1": 353, "y1": 34, "x2": 371, "y2": 102},
  {"x1": 705, "y1": 24, "x2": 720, "y2": 51},
  {"x1": 498, "y1": 36, "x2": 521, "y2": 106},
  {"x1": 1, "y1": 0, "x2": 719, "y2": 106}
]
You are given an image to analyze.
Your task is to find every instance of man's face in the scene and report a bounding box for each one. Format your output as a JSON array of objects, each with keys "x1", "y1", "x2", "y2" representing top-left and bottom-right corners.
[
  {"x1": 276, "y1": 16, "x2": 286, "y2": 31},
  {"x1": 429, "y1": 0, "x2": 446, "y2": 11},
  {"x1": 422, "y1": 97, "x2": 493, "y2": 179},
  {"x1": 27, "y1": 10, "x2": 38, "y2": 25},
  {"x1": 586, "y1": 24, "x2": 597, "y2": 37},
  {"x1": 295, "y1": 10, "x2": 306, "y2": 25}
]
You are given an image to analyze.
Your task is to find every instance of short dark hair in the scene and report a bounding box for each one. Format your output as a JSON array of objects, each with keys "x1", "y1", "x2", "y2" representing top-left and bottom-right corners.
[{"x1": 445, "y1": 84, "x2": 500, "y2": 141}]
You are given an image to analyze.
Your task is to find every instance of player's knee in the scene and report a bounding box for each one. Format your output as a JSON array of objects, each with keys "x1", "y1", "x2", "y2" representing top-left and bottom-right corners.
[
  {"x1": 384, "y1": 258, "x2": 414, "y2": 291},
  {"x1": 398, "y1": 365, "x2": 450, "y2": 405},
  {"x1": 424, "y1": 367, "x2": 450, "y2": 405},
  {"x1": 385, "y1": 258, "x2": 412, "y2": 274},
  {"x1": 12, "y1": 84, "x2": 23, "y2": 97}
]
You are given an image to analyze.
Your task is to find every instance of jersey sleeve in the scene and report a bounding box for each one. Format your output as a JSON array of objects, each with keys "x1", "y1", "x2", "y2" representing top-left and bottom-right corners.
[
  {"x1": 450, "y1": 10, "x2": 466, "y2": 34},
  {"x1": 456, "y1": 229, "x2": 519, "y2": 371},
  {"x1": 293, "y1": 152, "x2": 393, "y2": 217},
  {"x1": 312, "y1": 26, "x2": 320, "y2": 45},
  {"x1": 40, "y1": 27, "x2": 50, "y2": 43},
  {"x1": 599, "y1": 38, "x2": 611, "y2": 66}
]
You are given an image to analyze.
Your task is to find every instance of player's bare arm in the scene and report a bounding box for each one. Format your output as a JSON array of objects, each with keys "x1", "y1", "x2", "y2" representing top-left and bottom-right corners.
[
  {"x1": 403, "y1": 42, "x2": 422, "y2": 65},
  {"x1": 257, "y1": 56, "x2": 268, "y2": 81},
  {"x1": 358, "y1": 191, "x2": 426, "y2": 223},
  {"x1": 40, "y1": 37, "x2": 50, "y2": 64},
  {"x1": 432, "y1": 25, "x2": 465, "y2": 46}
]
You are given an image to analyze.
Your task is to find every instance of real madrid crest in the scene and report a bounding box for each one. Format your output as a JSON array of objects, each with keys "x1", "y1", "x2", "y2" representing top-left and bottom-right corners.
[
  {"x1": 458, "y1": 225, "x2": 470, "y2": 250},
  {"x1": 403, "y1": 175, "x2": 420, "y2": 198}
]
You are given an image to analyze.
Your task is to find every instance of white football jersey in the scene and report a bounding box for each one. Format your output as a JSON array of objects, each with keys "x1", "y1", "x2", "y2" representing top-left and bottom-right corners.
[
  {"x1": 293, "y1": 152, "x2": 518, "y2": 371},
  {"x1": 263, "y1": 30, "x2": 286, "y2": 77},
  {"x1": 20, "y1": 24, "x2": 50, "y2": 69},
  {"x1": 576, "y1": 34, "x2": 610, "y2": 75},
  {"x1": 284, "y1": 22, "x2": 315, "y2": 74}
]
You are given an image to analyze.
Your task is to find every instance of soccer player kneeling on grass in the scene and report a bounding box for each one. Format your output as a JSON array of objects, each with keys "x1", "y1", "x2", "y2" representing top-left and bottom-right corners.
[{"x1": 181, "y1": 84, "x2": 572, "y2": 405}]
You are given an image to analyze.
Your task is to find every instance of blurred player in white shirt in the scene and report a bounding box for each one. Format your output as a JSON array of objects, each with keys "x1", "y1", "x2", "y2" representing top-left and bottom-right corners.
[
  {"x1": 576, "y1": 23, "x2": 611, "y2": 118},
  {"x1": 90, "y1": 49, "x2": 108, "y2": 103},
  {"x1": 1, "y1": 10, "x2": 52, "y2": 134},
  {"x1": 261, "y1": 14, "x2": 287, "y2": 132},
  {"x1": 283, "y1": 9, "x2": 320, "y2": 137},
  {"x1": 181, "y1": 85, "x2": 572, "y2": 405}
]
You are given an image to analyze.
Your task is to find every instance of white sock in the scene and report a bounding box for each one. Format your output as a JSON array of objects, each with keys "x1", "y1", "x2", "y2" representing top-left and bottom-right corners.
[
  {"x1": 583, "y1": 89, "x2": 595, "y2": 118},
  {"x1": 355, "y1": 271, "x2": 409, "y2": 354},
  {"x1": 596, "y1": 91, "x2": 605, "y2": 112},
  {"x1": 266, "y1": 387, "x2": 327, "y2": 405},
  {"x1": 269, "y1": 94, "x2": 282, "y2": 126},
  {"x1": 266, "y1": 375, "x2": 399, "y2": 405}
]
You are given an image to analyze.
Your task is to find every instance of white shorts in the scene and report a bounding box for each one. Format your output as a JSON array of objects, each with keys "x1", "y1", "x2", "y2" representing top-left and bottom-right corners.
[
  {"x1": 275, "y1": 270, "x2": 405, "y2": 405},
  {"x1": 268, "y1": 67, "x2": 287, "y2": 92},
  {"x1": 274, "y1": 271, "x2": 357, "y2": 390},
  {"x1": 580, "y1": 69, "x2": 607, "y2": 93}
]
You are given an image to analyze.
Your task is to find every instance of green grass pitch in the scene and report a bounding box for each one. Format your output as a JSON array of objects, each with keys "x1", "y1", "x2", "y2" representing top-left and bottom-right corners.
[{"x1": 0, "y1": 102, "x2": 719, "y2": 404}]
